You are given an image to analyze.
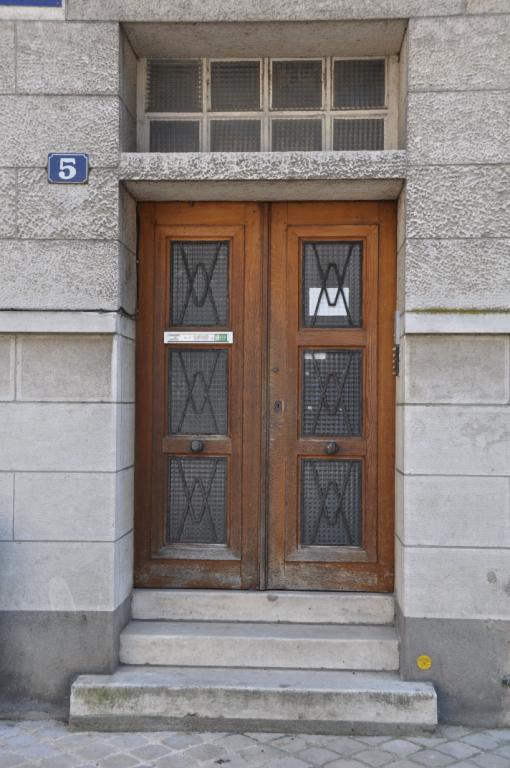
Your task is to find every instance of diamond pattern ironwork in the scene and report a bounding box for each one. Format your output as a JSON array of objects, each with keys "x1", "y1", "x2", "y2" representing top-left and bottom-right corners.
[
  {"x1": 302, "y1": 241, "x2": 362, "y2": 328},
  {"x1": 171, "y1": 241, "x2": 229, "y2": 327},
  {"x1": 167, "y1": 457, "x2": 227, "y2": 544},
  {"x1": 169, "y1": 350, "x2": 228, "y2": 435},
  {"x1": 303, "y1": 350, "x2": 362, "y2": 436},
  {"x1": 301, "y1": 459, "x2": 362, "y2": 546}
]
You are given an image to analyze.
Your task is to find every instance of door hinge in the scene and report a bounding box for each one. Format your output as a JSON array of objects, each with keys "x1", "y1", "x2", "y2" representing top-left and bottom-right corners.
[
  {"x1": 392, "y1": 345, "x2": 400, "y2": 377},
  {"x1": 393, "y1": 311, "x2": 401, "y2": 377}
]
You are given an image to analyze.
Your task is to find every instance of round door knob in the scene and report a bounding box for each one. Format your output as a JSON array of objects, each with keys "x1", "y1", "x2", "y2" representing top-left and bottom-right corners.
[
  {"x1": 324, "y1": 441, "x2": 339, "y2": 455},
  {"x1": 190, "y1": 439, "x2": 204, "y2": 453}
]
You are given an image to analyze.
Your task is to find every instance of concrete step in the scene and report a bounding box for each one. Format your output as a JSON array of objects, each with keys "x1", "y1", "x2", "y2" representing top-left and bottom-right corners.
[
  {"x1": 70, "y1": 666, "x2": 437, "y2": 734},
  {"x1": 132, "y1": 589, "x2": 395, "y2": 625},
  {"x1": 119, "y1": 621, "x2": 399, "y2": 671}
]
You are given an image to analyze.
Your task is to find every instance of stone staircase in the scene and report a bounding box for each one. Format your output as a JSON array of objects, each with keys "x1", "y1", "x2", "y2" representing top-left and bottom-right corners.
[{"x1": 69, "y1": 590, "x2": 437, "y2": 734}]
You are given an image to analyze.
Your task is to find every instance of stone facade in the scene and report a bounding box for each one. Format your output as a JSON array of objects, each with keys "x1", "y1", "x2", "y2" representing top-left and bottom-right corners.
[
  {"x1": 0, "y1": 14, "x2": 136, "y2": 713},
  {"x1": 0, "y1": 0, "x2": 509, "y2": 726},
  {"x1": 397, "y1": 9, "x2": 510, "y2": 726}
]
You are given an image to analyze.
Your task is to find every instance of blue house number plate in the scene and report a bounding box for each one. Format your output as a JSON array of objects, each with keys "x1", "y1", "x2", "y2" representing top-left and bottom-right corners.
[
  {"x1": 0, "y1": 2, "x2": 62, "y2": 6},
  {"x1": 48, "y1": 153, "x2": 89, "y2": 184}
]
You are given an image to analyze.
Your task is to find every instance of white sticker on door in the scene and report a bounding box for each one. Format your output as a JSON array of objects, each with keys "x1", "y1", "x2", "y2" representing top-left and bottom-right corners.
[{"x1": 309, "y1": 287, "x2": 349, "y2": 317}]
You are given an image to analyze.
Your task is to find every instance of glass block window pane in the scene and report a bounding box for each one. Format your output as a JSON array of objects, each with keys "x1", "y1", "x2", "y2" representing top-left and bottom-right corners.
[
  {"x1": 147, "y1": 59, "x2": 202, "y2": 112},
  {"x1": 150, "y1": 121, "x2": 200, "y2": 153},
  {"x1": 302, "y1": 241, "x2": 363, "y2": 328},
  {"x1": 334, "y1": 119, "x2": 384, "y2": 150},
  {"x1": 169, "y1": 350, "x2": 228, "y2": 436},
  {"x1": 272, "y1": 60, "x2": 323, "y2": 110},
  {"x1": 301, "y1": 459, "x2": 362, "y2": 547},
  {"x1": 303, "y1": 350, "x2": 362, "y2": 437},
  {"x1": 167, "y1": 457, "x2": 227, "y2": 544},
  {"x1": 171, "y1": 241, "x2": 229, "y2": 327},
  {"x1": 210, "y1": 120, "x2": 261, "y2": 152},
  {"x1": 272, "y1": 119, "x2": 322, "y2": 151},
  {"x1": 210, "y1": 61, "x2": 261, "y2": 111},
  {"x1": 333, "y1": 59, "x2": 385, "y2": 109}
]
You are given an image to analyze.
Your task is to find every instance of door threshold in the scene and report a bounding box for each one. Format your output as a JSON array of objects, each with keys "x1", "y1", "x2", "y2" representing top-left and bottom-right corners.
[{"x1": 131, "y1": 588, "x2": 395, "y2": 625}]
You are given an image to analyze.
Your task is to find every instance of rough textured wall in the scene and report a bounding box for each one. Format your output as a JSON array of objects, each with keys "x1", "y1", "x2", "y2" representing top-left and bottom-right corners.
[
  {"x1": 398, "y1": 10, "x2": 510, "y2": 725},
  {"x1": 0, "y1": 0, "x2": 509, "y2": 725},
  {"x1": 0, "y1": 15, "x2": 137, "y2": 711}
]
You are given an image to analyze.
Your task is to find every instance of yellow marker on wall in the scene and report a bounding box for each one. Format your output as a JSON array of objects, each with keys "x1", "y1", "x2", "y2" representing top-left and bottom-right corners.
[{"x1": 417, "y1": 655, "x2": 432, "y2": 670}]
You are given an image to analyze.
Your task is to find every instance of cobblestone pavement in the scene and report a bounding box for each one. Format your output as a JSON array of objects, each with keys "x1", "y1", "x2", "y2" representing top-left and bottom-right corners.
[{"x1": 1, "y1": 721, "x2": 510, "y2": 768}]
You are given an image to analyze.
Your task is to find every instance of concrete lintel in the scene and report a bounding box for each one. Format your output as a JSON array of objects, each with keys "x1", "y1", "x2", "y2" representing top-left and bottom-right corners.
[
  {"x1": 124, "y1": 178, "x2": 404, "y2": 202},
  {"x1": 402, "y1": 312, "x2": 510, "y2": 335},
  {"x1": 124, "y1": 20, "x2": 407, "y2": 59},
  {"x1": 121, "y1": 151, "x2": 407, "y2": 183},
  {"x1": 66, "y1": 0, "x2": 462, "y2": 22},
  {"x1": 0, "y1": 311, "x2": 135, "y2": 339},
  {"x1": 121, "y1": 151, "x2": 406, "y2": 201}
]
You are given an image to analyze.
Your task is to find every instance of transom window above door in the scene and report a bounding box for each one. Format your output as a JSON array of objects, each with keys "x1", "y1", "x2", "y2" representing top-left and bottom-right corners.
[{"x1": 139, "y1": 57, "x2": 398, "y2": 153}]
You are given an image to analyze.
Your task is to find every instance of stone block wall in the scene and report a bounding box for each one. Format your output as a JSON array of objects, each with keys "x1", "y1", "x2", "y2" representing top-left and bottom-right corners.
[
  {"x1": 0, "y1": 14, "x2": 136, "y2": 712},
  {"x1": 398, "y1": 10, "x2": 510, "y2": 725},
  {"x1": 0, "y1": 0, "x2": 509, "y2": 725}
]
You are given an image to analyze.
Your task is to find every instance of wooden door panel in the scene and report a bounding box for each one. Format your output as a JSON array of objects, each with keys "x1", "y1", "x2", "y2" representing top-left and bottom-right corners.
[
  {"x1": 267, "y1": 202, "x2": 395, "y2": 592},
  {"x1": 135, "y1": 201, "x2": 395, "y2": 592},
  {"x1": 153, "y1": 225, "x2": 244, "y2": 569},
  {"x1": 135, "y1": 203, "x2": 264, "y2": 589}
]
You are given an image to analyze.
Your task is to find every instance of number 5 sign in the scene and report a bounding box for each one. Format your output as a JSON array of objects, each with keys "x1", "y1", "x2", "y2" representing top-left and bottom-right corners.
[{"x1": 47, "y1": 153, "x2": 89, "y2": 184}]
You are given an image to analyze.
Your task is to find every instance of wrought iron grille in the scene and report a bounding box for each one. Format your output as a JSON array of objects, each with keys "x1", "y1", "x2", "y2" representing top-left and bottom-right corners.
[
  {"x1": 170, "y1": 241, "x2": 229, "y2": 327},
  {"x1": 301, "y1": 459, "x2": 362, "y2": 547},
  {"x1": 302, "y1": 350, "x2": 362, "y2": 436},
  {"x1": 302, "y1": 241, "x2": 363, "y2": 328},
  {"x1": 168, "y1": 350, "x2": 228, "y2": 435},
  {"x1": 167, "y1": 457, "x2": 227, "y2": 544}
]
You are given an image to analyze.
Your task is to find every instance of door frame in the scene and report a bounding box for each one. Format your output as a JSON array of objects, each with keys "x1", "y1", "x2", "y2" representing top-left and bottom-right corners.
[{"x1": 134, "y1": 201, "x2": 396, "y2": 591}]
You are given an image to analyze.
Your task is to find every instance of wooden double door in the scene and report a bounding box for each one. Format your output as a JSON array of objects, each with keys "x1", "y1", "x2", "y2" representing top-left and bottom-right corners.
[{"x1": 135, "y1": 202, "x2": 395, "y2": 591}]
